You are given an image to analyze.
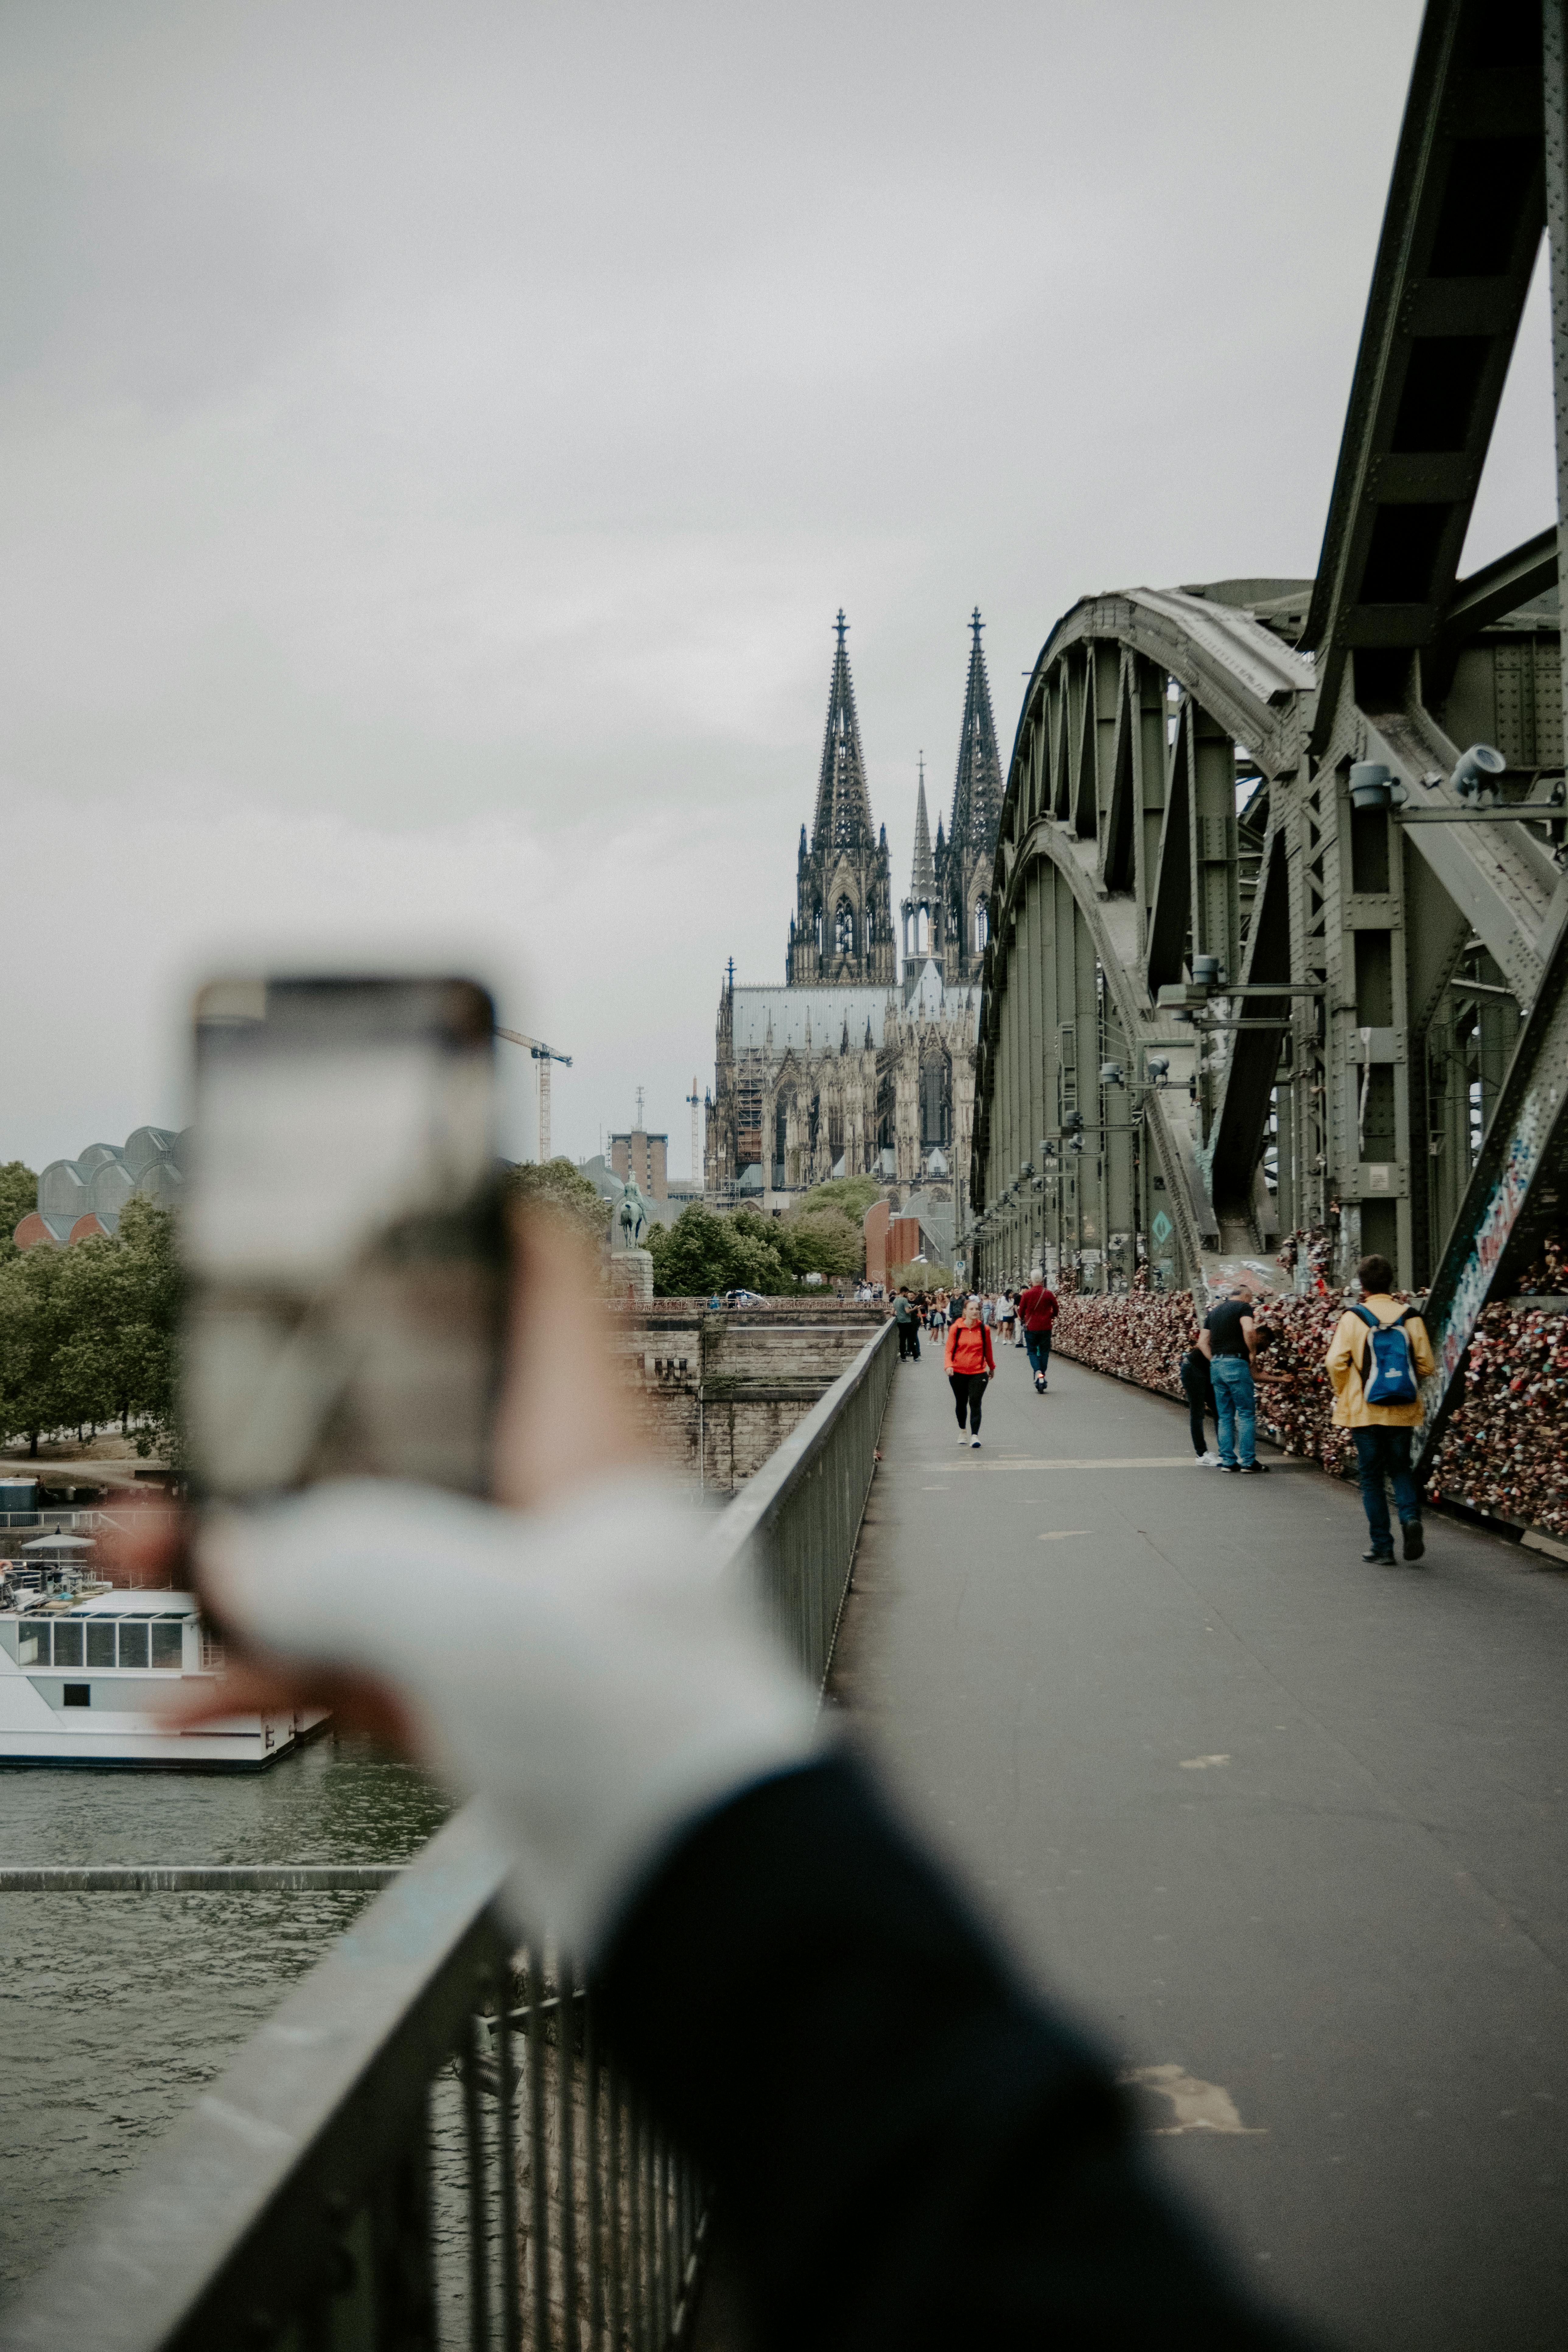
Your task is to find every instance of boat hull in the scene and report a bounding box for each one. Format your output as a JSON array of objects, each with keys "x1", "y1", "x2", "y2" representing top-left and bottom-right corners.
[{"x1": 0, "y1": 1709, "x2": 332, "y2": 1771}]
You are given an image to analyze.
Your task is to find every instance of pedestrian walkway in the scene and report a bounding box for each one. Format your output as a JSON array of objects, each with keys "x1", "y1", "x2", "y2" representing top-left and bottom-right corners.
[{"x1": 830, "y1": 1342, "x2": 1568, "y2": 2352}]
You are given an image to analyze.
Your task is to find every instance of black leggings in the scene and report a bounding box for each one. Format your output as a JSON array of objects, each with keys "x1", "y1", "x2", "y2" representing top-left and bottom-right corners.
[
  {"x1": 1179, "y1": 1359, "x2": 1213, "y2": 1456},
  {"x1": 950, "y1": 1371, "x2": 985, "y2": 1433}
]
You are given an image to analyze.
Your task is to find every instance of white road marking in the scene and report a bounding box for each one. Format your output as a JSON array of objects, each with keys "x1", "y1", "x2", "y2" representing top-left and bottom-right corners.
[
  {"x1": 1038, "y1": 1530, "x2": 1092, "y2": 1542},
  {"x1": 963, "y1": 1457, "x2": 1199, "y2": 1469},
  {"x1": 1120, "y1": 2064, "x2": 1265, "y2": 2136},
  {"x1": 1178, "y1": 1754, "x2": 1231, "y2": 1770}
]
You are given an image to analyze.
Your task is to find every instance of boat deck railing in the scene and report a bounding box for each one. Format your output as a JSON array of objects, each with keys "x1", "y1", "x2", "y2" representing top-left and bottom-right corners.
[{"x1": 0, "y1": 1316, "x2": 897, "y2": 2352}]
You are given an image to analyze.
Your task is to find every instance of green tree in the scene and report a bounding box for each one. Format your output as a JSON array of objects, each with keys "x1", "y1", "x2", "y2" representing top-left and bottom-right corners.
[
  {"x1": 789, "y1": 1174, "x2": 884, "y2": 1227},
  {"x1": 505, "y1": 1157, "x2": 610, "y2": 1247},
  {"x1": 0, "y1": 1200, "x2": 182, "y2": 1460},
  {"x1": 778, "y1": 1205, "x2": 863, "y2": 1279},
  {"x1": 0, "y1": 1243, "x2": 79, "y2": 1455},
  {"x1": 0, "y1": 1160, "x2": 38, "y2": 1261},
  {"x1": 647, "y1": 1202, "x2": 794, "y2": 1296},
  {"x1": 113, "y1": 1199, "x2": 181, "y2": 1460}
]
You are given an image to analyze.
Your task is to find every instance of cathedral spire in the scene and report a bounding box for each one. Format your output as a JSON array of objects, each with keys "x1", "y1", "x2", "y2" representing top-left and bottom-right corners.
[
  {"x1": 787, "y1": 611, "x2": 896, "y2": 988},
  {"x1": 810, "y1": 610, "x2": 876, "y2": 855},
  {"x1": 948, "y1": 610, "x2": 1004, "y2": 858},
  {"x1": 935, "y1": 609, "x2": 1004, "y2": 984},
  {"x1": 909, "y1": 756, "x2": 936, "y2": 900}
]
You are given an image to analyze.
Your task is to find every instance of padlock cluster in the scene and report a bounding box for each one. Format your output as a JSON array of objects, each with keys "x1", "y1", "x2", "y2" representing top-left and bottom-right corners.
[{"x1": 1053, "y1": 1235, "x2": 1567, "y2": 1538}]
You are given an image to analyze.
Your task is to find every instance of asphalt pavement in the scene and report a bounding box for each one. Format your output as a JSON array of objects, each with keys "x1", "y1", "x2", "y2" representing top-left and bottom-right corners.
[{"x1": 828, "y1": 1333, "x2": 1568, "y2": 2351}]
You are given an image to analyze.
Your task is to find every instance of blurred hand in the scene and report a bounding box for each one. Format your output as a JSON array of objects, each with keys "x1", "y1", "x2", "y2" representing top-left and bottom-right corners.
[{"x1": 155, "y1": 1202, "x2": 651, "y2": 1754}]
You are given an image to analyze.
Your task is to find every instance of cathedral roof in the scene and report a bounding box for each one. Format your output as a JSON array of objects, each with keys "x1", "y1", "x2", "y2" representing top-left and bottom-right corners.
[
  {"x1": 948, "y1": 609, "x2": 1004, "y2": 858},
  {"x1": 730, "y1": 975, "x2": 976, "y2": 1054},
  {"x1": 811, "y1": 611, "x2": 877, "y2": 853}
]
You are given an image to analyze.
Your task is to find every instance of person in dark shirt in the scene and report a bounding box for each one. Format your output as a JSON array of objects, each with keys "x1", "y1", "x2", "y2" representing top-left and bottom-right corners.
[{"x1": 1198, "y1": 1283, "x2": 1268, "y2": 1475}]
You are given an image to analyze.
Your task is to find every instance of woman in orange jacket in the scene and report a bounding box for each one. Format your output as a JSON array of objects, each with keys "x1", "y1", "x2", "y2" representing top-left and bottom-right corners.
[{"x1": 944, "y1": 1296, "x2": 995, "y2": 1447}]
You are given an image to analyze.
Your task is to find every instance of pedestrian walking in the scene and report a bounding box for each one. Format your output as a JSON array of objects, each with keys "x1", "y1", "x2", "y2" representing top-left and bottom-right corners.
[
  {"x1": 1179, "y1": 1339, "x2": 1220, "y2": 1465},
  {"x1": 1199, "y1": 1280, "x2": 1269, "y2": 1474},
  {"x1": 1325, "y1": 1252, "x2": 1435, "y2": 1563},
  {"x1": 944, "y1": 1296, "x2": 994, "y2": 1447},
  {"x1": 999, "y1": 1292, "x2": 1017, "y2": 1348},
  {"x1": 891, "y1": 1286, "x2": 920, "y2": 1363},
  {"x1": 1017, "y1": 1269, "x2": 1058, "y2": 1394}
]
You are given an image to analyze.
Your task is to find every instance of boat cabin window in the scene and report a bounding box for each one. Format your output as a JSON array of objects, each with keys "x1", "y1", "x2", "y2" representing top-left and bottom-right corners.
[
  {"x1": 117, "y1": 1622, "x2": 150, "y2": 1670},
  {"x1": 62, "y1": 1684, "x2": 90, "y2": 1707},
  {"x1": 52, "y1": 1623, "x2": 84, "y2": 1668},
  {"x1": 18, "y1": 1621, "x2": 48, "y2": 1666},
  {"x1": 86, "y1": 1622, "x2": 116, "y2": 1668},
  {"x1": 150, "y1": 1622, "x2": 183, "y2": 1670}
]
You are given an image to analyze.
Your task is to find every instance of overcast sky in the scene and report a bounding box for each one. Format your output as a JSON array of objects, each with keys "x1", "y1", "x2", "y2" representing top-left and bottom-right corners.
[{"x1": 0, "y1": 0, "x2": 1554, "y2": 1179}]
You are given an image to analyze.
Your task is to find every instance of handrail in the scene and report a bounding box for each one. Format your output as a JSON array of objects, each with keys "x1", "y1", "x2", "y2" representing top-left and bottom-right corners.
[{"x1": 0, "y1": 1314, "x2": 897, "y2": 2352}]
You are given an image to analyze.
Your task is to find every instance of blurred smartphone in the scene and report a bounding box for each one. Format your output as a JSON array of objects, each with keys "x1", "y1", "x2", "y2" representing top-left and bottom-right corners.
[{"x1": 183, "y1": 975, "x2": 509, "y2": 1505}]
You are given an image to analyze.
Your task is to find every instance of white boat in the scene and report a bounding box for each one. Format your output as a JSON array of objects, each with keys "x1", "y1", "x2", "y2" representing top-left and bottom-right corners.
[{"x1": 0, "y1": 1587, "x2": 329, "y2": 1770}]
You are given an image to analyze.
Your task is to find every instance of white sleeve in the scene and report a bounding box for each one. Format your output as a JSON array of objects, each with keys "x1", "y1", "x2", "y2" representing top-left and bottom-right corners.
[{"x1": 199, "y1": 1475, "x2": 821, "y2": 1958}]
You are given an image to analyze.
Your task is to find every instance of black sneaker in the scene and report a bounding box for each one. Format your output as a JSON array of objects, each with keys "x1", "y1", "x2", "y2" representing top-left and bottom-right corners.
[
  {"x1": 1402, "y1": 1520, "x2": 1426, "y2": 1562},
  {"x1": 1238, "y1": 1462, "x2": 1270, "y2": 1475},
  {"x1": 1221, "y1": 1463, "x2": 1241, "y2": 1474},
  {"x1": 1363, "y1": 1546, "x2": 1396, "y2": 1563}
]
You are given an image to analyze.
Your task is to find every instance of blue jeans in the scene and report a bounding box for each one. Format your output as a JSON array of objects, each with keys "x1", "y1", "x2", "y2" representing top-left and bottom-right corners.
[
  {"x1": 1352, "y1": 1426, "x2": 1421, "y2": 1552},
  {"x1": 1024, "y1": 1329, "x2": 1052, "y2": 1380},
  {"x1": 1210, "y1": 1356, "x2": 1256, "y2": 1467}
]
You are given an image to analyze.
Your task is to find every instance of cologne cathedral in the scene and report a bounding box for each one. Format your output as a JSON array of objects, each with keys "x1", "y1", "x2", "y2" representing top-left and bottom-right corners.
[{"x1": 705, "y1": 610, "x2": 1003, "y2": 1253}]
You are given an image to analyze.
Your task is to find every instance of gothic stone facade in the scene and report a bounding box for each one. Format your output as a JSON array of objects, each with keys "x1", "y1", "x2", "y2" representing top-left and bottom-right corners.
[{"x1": 706, "y1": 612, "x2": 1003, "y2": 1237}]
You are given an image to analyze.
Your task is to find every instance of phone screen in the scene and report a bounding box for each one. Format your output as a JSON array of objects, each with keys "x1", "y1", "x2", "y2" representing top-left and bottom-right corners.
[{"x1": 184, "y1": 976, "x2": 508, "y2": 1504}]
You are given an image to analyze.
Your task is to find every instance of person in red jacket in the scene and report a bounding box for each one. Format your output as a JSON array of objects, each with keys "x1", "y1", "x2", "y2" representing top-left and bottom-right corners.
[
  {"x1": 1017, "y1": 1268, "x2": 1058, "y2": 1395},
  {"x1": 943, "y1": 1295, "x2": 995, "y2": 1447}
]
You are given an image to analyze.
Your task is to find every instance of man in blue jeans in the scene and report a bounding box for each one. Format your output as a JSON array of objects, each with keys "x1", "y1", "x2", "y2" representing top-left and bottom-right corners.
[
  {"x1": 1199, "y1": 1280, "x2": 1270, "y2": 1475},
  {"x1": 1017, "y1": 1266, "x2": 1058, "y2": 1394},
  {"x1": 1325, "y1": 1251, "x2": 1436, "y2": 1563}
]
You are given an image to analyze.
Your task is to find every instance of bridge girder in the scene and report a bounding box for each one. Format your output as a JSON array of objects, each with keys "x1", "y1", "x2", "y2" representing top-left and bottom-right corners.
[{"x1": 971, "y1": 0, "x2": 1568, "y2": 1475}]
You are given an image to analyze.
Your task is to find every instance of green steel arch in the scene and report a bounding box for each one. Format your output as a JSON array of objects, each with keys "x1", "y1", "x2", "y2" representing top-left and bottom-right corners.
[{"x1": 971, "y1": 0, "x2": 1568, "y2": 1472}]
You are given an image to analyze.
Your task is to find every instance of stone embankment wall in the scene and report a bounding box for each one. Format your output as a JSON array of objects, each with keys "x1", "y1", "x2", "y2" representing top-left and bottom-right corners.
[
  {"x1": 612, "y1": 1300, "x2": 885, "y2": 1496},
  {"x1": 1052, "y1": 1286, "x2": 1568, "y2": 1545}
]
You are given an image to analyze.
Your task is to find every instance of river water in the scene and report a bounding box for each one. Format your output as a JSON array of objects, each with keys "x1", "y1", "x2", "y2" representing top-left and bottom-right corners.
[{"x1": 0, "y1": 1736, "x2": 448, "y2": 2302}]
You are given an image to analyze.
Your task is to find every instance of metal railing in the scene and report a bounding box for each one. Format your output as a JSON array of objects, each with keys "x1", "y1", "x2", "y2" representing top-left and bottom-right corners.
[{"x1": 0, "y1": 1317, "x2": 897, "y2": 2352}]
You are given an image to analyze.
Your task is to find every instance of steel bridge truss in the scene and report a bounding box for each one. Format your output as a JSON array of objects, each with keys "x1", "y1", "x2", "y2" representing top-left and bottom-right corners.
[{"x1": 971, "y1": 0, "x2": 1568, "y2": 1470}]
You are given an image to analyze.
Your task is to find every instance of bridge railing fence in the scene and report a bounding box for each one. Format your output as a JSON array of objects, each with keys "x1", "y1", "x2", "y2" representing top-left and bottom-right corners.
[{"x1": 1, "y1": 1316, "x2": 898, "y2": 2352}]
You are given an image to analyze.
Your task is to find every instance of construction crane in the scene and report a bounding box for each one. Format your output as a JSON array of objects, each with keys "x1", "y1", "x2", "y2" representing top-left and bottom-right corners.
[
  {"x1": 685, "y1": 1074, "x2": 703, "y2": 1187},
  {"x1": 495, "y1": 1028, "x2": 572, "y2": 1163}
]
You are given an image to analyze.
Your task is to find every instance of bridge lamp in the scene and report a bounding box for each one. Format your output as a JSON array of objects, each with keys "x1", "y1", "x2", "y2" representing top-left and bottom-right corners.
[
  {"x1": 1452, "y1": 743, "x2": 1507, "y2": 805},
  {"x1": 1062, "y1": 1109, "x2": 1084, "y2": 1135},
  {"x1": 1144, "y1": 1055, "x2": 1170, "y2": 1086},
  {"x1": 1348, "y1": 760, "x2": 1408, "y2": 812},
  {"x1": 1190, "y1": 953, "x2": 1225, "y2": 988},
  {"x1": 1099, "y1": 1061, "x2": 1124, "y2": 1087}
]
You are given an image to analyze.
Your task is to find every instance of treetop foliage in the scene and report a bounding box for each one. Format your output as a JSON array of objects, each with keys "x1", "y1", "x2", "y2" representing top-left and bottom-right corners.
[
  {"x1": 786, "y1": 1174, "x2": 885, "y2": 1226},
  {"x1": 506, "y1": 1157, "x2": 610, "y2": 1246},
  {"x1": 0, "y1": 1160, "x2": 38, "y2": 1261},
  {"x1": 646, "y1": 1199, "x2": 864, "y2": 1296},
  {"x1": 0, "y1": 1197, "x2": 179, "y2": 1460}
]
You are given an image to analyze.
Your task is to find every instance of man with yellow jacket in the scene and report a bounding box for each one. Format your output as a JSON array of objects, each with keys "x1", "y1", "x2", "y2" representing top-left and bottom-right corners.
[{"x1": 1325, "y1": 1252, "x2": 1436, "y2": 1564}]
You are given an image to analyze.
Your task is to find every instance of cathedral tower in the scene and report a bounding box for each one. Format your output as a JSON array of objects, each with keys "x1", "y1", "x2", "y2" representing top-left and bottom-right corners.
[
  {"x1": 900, "y1": 757, "x2": 939, "y2": 973},
  {"x1": 787, "y1": 612, "x2": 895, "y2": 987},
  {"x1": 935, "y1": 609, "x2": 1004, "y2": 985}
]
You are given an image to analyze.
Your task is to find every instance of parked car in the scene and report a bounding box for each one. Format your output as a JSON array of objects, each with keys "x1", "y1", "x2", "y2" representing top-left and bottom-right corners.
[{"x1": 723, "y1": 1288, "x2": 768, "y2": 1307}]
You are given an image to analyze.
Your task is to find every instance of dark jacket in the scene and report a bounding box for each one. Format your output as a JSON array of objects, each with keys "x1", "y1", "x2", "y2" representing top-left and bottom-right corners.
[{"x1": 600, "y1": 1757, "x2": 1312, "y2": 2352}]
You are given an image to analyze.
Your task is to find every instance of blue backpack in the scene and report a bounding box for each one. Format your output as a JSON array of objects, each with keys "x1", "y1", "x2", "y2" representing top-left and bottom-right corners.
[{"x1": 1351, "y1": 1304, "x2": 1419, "y2": 1405}]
